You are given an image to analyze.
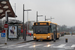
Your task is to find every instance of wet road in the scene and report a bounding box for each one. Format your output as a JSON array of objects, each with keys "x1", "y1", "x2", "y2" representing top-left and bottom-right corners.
[{"x1": 0, "y1": 35, "x2": 75, "y2": 50}]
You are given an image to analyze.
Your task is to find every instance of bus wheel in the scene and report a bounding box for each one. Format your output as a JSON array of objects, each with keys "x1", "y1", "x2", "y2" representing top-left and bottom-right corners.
[
  {"x1": 36, "y1": 40, "x2": 38, "y2": 41},
  {"x1": 52, "y1": 36, "x2": 53, "y2": 40},
  {"x1": 57, "y1": 36, "x2": 60, "y2": 40},
  {"x1": 57, "y1": 38, "x2": 59, "y2": 40}
]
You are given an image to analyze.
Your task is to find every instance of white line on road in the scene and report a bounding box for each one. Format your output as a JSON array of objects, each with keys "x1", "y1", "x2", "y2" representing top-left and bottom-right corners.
[
  {"x1": 71, "y1": 45, "x2": 75, "y2": 47},
  {"x1": 15, "y1": 44, "x2": 31, "y2": 48},
  {"x1": 44, "y1": 44, "x2": 54, "y2": 47},
  {"x1": 57, "y1": 44, "x2": 66, "y2": 48},
  {"x1": 1, "y1": 45, "x2": 15, "y2": 48},
  {"x1": 29, "y1": 44, "x2": 42, "y2": 48},
  {"x1": 0, "y1": 44, "x2": 5, "y2": 46}
]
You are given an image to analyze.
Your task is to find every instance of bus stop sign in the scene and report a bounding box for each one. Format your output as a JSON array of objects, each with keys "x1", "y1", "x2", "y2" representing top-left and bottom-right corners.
[
  {"x1": 4, "y1": 24, "x2": 8, "y2": 28},
  {"x1": 1, "y1": 33, "x2": 6, "y2": 37}
]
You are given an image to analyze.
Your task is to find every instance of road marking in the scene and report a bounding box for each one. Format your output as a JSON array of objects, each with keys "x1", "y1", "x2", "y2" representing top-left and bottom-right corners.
[
  {"x1": 1, "y1": 45, "x2": 15, "y2": 48},
  {"x1": 64, "y1": 46, "x2": 74, "y2": 49},
  {"x1": 29, "y1": 44, "x2": 42, "y2": 48},
  {"x1": 71, "y1": 45, "x2": 75, "y2": 47},
  {"x1": 0, "y1": 44, "x2": 5, "y2": 46},
  {"x1": 44, "y1": 44, "x2": 53, "y2": 47},
  {"x1": 57, "y1": 44, "x2": 66, "y2": 48},
  {"x1": 15, "y1": 44, "x2": 31, "y2": 48}
]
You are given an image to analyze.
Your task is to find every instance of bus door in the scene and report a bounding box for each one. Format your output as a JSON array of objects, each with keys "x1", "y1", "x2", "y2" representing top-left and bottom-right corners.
[
  {"x1": 55, "y1": 25, "x2": 57, "y2": 39},
  {"x1": 53, "y1": 24, "x2": 56, "y2": 42},
  {"x1": 53, "y1": 29, "x2": 56, "y2": 42}
]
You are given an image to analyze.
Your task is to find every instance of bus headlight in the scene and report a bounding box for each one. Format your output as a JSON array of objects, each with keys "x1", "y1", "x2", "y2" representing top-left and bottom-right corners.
[
  {"x1": 47, "y1": 36, "x2": 50, "y2": 38},
  {"x1": 34, "y1": 36, "x2": 36, "y2": 38}
]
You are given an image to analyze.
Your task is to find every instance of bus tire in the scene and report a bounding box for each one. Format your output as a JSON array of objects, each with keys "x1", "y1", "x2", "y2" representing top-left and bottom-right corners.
[
  {"x1": 58, "y1": 38, "x2": 59, "y2": 40},
  {"x1": 57, "y1": 38, "x2": 59, "y2": 40},
  {"x1": 52, "y1": 35, "x2": 53, "y2": 40},
  {"x1": 36, "y1": 40, "x2": 38, "y2": 41}
]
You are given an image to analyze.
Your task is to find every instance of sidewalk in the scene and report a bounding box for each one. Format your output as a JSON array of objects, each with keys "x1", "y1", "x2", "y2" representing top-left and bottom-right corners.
[{"x1": 0, "y1": 36, "x2": 33, "y2": 45}]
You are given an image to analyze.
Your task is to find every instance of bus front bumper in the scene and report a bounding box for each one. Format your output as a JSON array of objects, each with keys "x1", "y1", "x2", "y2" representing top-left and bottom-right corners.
[{"x1": 34, "y1": 36, "x2": 50, "y2": 40}]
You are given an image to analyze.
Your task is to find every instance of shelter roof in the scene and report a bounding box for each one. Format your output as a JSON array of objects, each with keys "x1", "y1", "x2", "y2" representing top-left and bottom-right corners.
[{"x1": 0, "y1": 0, "x2": 17, "y2": 19}]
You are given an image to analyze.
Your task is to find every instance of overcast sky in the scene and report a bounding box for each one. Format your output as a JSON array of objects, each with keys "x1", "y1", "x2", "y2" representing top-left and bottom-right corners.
[{"x1": 3, "y1": 0, "x2": 75, "y2": 26}]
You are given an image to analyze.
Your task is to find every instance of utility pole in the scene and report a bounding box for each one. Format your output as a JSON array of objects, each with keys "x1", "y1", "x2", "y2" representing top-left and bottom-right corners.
[
  {"x1": 23, "y1": 4, "x2": 26, "y2": 41},
  {"x1": 5, "y1": 11, "x2": 8, "y2": 45},
  {"x1": 36, "y1": 11, "x2": 43, "y2": 22},
  {"x1": 36, "y1": 11, "x2": 38, "y2": 22},
  {"x1": 23, "y1": 5, "x2": 31, "y2": 40},
  {"x1": 45, "y1": 16, "x2": 54, "y2": 22},
  {"x1": 50, "y1": 17, "x2": 54, "y2": 22},
  {"x1": 45, "y1": 16, "x2": 46, "y2": 21},
  {"x1": 14, "y1": 3, "x2": 16, "y2": 17}
]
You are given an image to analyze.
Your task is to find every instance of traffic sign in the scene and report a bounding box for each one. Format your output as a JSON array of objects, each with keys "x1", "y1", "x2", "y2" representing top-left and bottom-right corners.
[
  {"x1": 1, "y1": 33, "x2": 6, "y2": 37},
  {"x1": 4, "y1": 24, "x2": 8, "y2": 28}
]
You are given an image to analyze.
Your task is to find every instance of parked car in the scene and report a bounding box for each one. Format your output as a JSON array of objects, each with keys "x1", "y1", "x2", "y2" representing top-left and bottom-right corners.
[{"x1": 60, "y1": 32, "x2": 64, "y2": 36}]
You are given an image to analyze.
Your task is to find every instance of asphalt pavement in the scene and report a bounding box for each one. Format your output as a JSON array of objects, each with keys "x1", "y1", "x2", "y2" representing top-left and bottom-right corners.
[
  {"x1": 0, "y1": 35, "x2": 75, "y2": 50},
  {"x1": 0, "y1": 36, "x2": 33, "y2": 45}
]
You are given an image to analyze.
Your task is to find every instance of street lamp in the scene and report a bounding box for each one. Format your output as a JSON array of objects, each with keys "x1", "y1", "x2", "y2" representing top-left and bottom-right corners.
[
  {"x1": 45, "y1": 16, "x2": 50, "y2": 21},
  {"x1": 24, "y1": 9, "x2": 31, "y2": 36},
  {"x1": 36, "y1": 11, "x2": 43, "y2": 22},
  {"x1": 50, "y1": 17, "x2": 54, "y2": 22},
  {"x1": 23, "y1": 4, "x2": 32, "y2": 41},
  {"x1": 45, "y1": 16, "x2": 54, "y2": 22},
  {"x1": 23, "y1": 4, "x2": 25, "y2": 41}
]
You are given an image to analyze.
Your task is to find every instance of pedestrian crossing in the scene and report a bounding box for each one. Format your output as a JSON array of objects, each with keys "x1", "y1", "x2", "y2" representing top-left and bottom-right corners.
[
  {"x1": 0, "y1": 44, "x2": 5, "y2": 47},
  {"x1": 29, "y1": 44, "x2": 42, "y2": 48},
  {"x1": 57, "y1": 44, "x2": 66, "y2": 48},
  {"x1": 71, "y1": 45, "x2": 75, "y2": 47},
  {"x1": 0, "y1": 43, "x2": 75, "y2": 49}
]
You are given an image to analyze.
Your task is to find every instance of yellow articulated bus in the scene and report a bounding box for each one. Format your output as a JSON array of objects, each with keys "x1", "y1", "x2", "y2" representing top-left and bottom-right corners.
[{"x1": 33, "y1": 21, "x2": 60, "y2": 42}]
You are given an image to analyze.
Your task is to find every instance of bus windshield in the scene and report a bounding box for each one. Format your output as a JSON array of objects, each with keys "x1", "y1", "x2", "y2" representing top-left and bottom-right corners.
[{"x1": 33, "y1": 26, "x2": 49, "y2": 34}]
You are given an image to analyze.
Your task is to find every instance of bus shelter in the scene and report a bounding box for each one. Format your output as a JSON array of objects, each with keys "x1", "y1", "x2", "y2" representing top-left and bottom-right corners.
[{"x1": 7, "y1": 22, "x2": 21, "y2": 40}]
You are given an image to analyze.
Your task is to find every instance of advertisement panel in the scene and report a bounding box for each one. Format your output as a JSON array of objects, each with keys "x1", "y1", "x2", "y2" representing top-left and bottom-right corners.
[{"x1": 8, "y1": 26, "x2": 17, "y2": 38}]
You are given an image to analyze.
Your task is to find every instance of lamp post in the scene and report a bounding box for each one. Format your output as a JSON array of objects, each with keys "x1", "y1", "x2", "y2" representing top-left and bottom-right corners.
[
  {"x1": 23, "y1": 4, "x2": 32, "y2": 40},
  {"x1": 24, "y1": 9, "x2": 31, "y2": 36},
  {"x1": 5, "y1": 11, "x2": 8, "y2": 45},
  {"x1": 23, "y1": 4, "x2": 26, "y2": 41},
  {"x1": 45, "y1": 16, "x2": 46, "y2": 21},
  {"x1": 45, "y1": 16, "x2": 54, "y2": 22},
  {"x1": 50, "y1": 17, "x2": 54, "y2": 22},
  {"x1": 36, "y1": 11, "x2": 43, "y2": 22}
]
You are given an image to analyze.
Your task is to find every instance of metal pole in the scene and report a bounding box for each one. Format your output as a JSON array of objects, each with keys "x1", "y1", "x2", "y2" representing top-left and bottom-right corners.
[
  {"x1": 45, "y1": 16, "x2": 46, "y2": 21},
  {"x1": 5, "y1": 11, "x2": 7, "y2": 45},
  {"x1": 27, "y1": 11, "x2": 28, "y2": 36},
  {"x1": 23, "y1": 4, "x2": 26, "y2": 41},
  {"x1": 15, "y1": 3, "x2": 16, "y2": 17},
  {"x1": 50, "y1": 17, "x2": 51, "y2": 22},
  {"x1": 36, "y1": 11, "x2": 38, "y2": 22},
  {"x1": 50, "y1": 17, "x2": 54, "y2": 22}
]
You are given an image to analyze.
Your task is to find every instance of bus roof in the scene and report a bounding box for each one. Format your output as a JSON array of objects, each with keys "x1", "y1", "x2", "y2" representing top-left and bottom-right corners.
[
  {"x1": 34, "y1": 21, "x2": 58, "y2": 25},
  {"x1": 37, "y1": 21, "x2": 52, "y2": 23},
  {"x1": 37, "y1": 21, "x2": 57, "y2": 25},
  {"x1": 52, "y1": 23, "x2": 58, "y2": 25}
]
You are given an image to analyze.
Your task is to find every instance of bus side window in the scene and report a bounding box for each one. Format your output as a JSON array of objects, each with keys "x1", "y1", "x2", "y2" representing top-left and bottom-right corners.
[{"x1": 48, "y1": 27, "x2": 50, "y2": 33}]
